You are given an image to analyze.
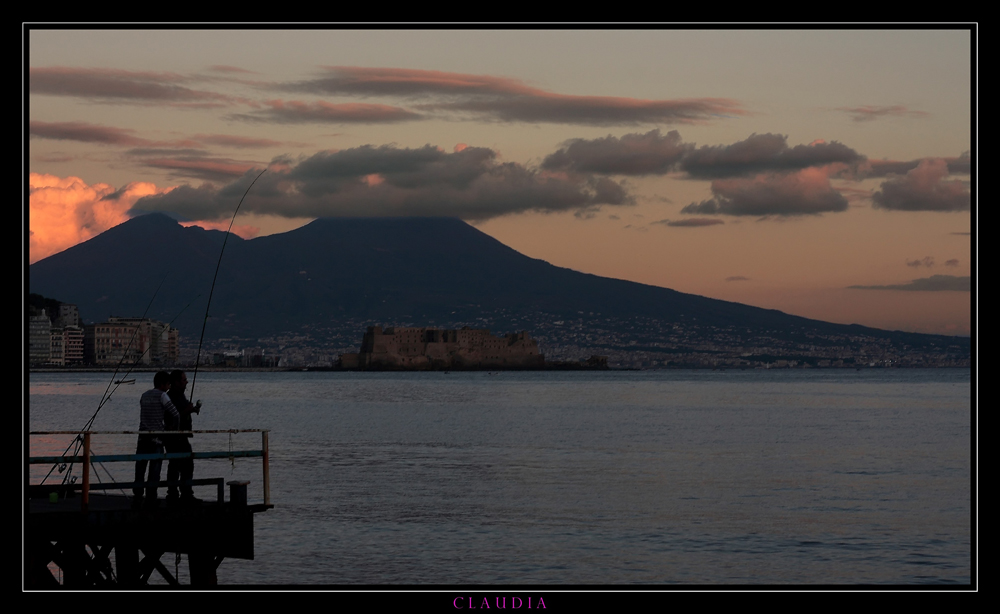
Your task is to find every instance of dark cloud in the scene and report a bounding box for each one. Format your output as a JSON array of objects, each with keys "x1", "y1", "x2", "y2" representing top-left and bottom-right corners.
[
  {"x1": 99, "y1": 187, "x2": 130, "y2": 202},
  {"x1": 848, "y1": 275, "x2": 971, "y2": 291},
  {"x1": 282, "y1": 66, "x2": 746, "y2": 126},
  {"x1": 129, "y1": 144, "x2": 632, "y2": 222},
  {"x1": 872, "y1": 159, "x2": 971, "y2": 211},
  {"x1": 945, "y1": 259, "x2": 960, "y2": 267},
  {"x1": 36, "y1": 152, "x2": 73, "y2": 163},
  {"x1": 193, "y1": 134, "x2": 285, "y2": 149},
  {"x1": 947, "y1": 151, "x2": 972, "y2": 175},
  {"x1": 863, "y1": 159, "x2": 921, "y2": 177},
  {"x1": 29, "y1": 67, "x2": 236, "y2": 106},
  {"x1": 837, "y1": 105, "x2": 929, "y2": 122},
  {"x1": 906, "y1": 257, "x2": 935, "y2": 268},
  {"x1": 725, "y1": 276, "x2": 749, "y2": 282},
  {"x1": 651, "y1": 217, "x2": 725, "y2": 227},
  {"x1": 284, "y1": 66, "x2": 531, "y2": 97},
  {"x1": 139, "y1": 156, "x2": 260, "y2": 183},
  {"x1": 29, "y1": 121, "x2": 150, "y2": 146},
  {"x1": 541, "y1": 131, "x2": 867, "y2": 180},
  {"x1": 425, "y1": 95, "x2": 744, "y2": 126},
  {"x1": 861, "y1": 152, "x2": 970, "y2": 178},
  {"x1": 541, "y1": 130, "x2": 690, "y2": 175},
  {"x1": 126, "y1": 147, "x2": 209, "y2": 157},
  {"x1": 681, "y1": 169, "x2": 849, "y2": 217},
  {"x1": 30, "y1": 122, "x2": 289, "y2": 160},
  {"x1": 209, "y1": 65, "x2": 256, "y2": 74},
  {"x1": 679, "y1": 133, "x2": 863, "y2": 179},
  {"x1": 230, "y1": 100, "x2": 422, "y2": 124}
]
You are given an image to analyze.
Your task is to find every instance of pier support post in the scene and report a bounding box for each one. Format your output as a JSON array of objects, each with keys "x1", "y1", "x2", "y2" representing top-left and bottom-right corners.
[
  {"x1": 189, "y1": 553, "x2": 220, "y2": 586},
  {"x1": 228, "y1": 481, "x2": 249, "y2": 507},
  {"x1": 115, "y1": 541, "x2": 140, "y2": 587}
]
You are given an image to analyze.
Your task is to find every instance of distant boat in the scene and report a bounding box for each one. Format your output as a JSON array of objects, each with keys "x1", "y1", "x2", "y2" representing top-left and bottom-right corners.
[{"x1": 114, "y1": 378, "x2": 135, "y2": 385}]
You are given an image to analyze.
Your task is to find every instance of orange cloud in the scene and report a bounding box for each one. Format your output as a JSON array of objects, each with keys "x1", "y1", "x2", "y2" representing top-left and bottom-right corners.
[{"x1": 29, "y1": 173, "x2": 173, "y2": 263}]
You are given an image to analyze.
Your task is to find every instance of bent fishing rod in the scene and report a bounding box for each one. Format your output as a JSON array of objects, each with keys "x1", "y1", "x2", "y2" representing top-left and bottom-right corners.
[
  {"x1": 189, "y1": 168, "x2": 267, "y2": 400},
  {"x1": 88, "y1": 290, "x2": 203, "y2": 428},
  {"x1": 39, "y1": 275, "x2": 168, "y2": 487},
  {"x1": 40, "y1": 286, "x2": 203, "y2": 486},
  {"x1": 41, "y1": 169, "x2": 266, "y2": 488}
]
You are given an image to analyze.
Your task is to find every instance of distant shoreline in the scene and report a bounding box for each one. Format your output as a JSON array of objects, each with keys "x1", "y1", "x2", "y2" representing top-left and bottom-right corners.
[
  {"x1": 28, "y1": 365, "x2": 613, "y2": 374},
  {"x1": 28, "y1": 364, "x2": 969, "y2": 374}
]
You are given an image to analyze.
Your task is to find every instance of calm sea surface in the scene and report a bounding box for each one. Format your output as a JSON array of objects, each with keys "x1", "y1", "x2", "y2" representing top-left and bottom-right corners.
[{"x1": 28, "y1": 369, "x2": 973, "y2": 585}]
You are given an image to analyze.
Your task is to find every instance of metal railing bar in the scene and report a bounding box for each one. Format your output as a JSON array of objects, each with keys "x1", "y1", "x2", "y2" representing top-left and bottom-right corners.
[
  {"x1": 30, "y1": 429, "x2": 266, "y2": 435},
  {"x1": 29, "y1": 477, "x2": 225, "y2": 492},
  {"x1": 29, "y1": 450, "x2": 265, "y2": 464},
  {"x1": 29, "y1": 430, "x2": 271, "y2": 508}
]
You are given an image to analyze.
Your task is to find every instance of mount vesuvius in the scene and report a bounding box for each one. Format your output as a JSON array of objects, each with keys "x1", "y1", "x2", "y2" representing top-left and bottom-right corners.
[{"x1": 28, "y1": 213, "x2": 969, "y2": 364}]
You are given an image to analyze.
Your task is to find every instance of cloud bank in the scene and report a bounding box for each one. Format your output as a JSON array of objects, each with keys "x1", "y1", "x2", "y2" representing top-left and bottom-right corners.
[
  {"x1": 535, "y1": 131, "x2": 968, "y2": 219},
  {"x1": 280, "y1": 66, "x2": 747, "y2": 126},
  {"x1": 29, "y1": 67, "x2": 238, "y2": 107},
  {"x1": 681, "y1": 168, "x2": 849, "y2": 217},
  {"x1": 678, "y1": 134, "x2": 863, "y2": 179},
  {"x1": 862, "y1": 152, "x2": 970, "y2": 178},
  {"x1": 542, "y1": 132, "x2": 866, "y2": 218},
  {"x1": 31, "y1": 64, "x2": 748, "y2": 127},
  {"x1": 872, "y1": 158, "x2": 971, "y2": 212},
  {"x1": 542, "y1": 130, "x2": 691, "y2": 175},
  {"x1": 129, "y1": 144, "x2": 632, "y2": 222},
  {"x1": 231, "y1": 100, "x2": 422, "y2": 124},
  {"x1": 541, "y1": 131, "x2": 863, "y2": 179},
  {"x1": 30, "y1": 121, "x2": 151, "y2": 146}
]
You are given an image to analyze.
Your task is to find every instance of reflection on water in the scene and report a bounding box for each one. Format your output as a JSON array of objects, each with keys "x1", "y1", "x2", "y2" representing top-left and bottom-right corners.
[{"x1": 28, "y1": 369, "x2": 972, "y2": 585}]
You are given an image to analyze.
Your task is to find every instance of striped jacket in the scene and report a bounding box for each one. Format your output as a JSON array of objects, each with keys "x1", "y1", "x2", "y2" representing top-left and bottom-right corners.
[{"x1": 139, "y1": 388, "x2": 180, "y2": 432}]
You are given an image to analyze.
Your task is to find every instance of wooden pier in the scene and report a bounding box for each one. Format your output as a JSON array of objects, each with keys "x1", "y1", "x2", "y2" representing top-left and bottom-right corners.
[{"x1": 27, "y1": 430, "x2": 272, "y2": 588}]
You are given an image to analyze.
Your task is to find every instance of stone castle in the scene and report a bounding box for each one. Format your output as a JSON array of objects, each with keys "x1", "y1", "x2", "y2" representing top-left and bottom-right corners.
[{"x1": 340, "y1": 326, "x2": 545, "y2": 370}]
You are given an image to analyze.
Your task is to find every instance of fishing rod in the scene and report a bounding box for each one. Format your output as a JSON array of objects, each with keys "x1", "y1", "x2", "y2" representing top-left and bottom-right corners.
[
  {"x1": 190, "y1": 168, "x2": 267, "y2": 401},
  {"x1": 87, "y1": 274, "x2": 168, "y2": 431},
  {"x1": 39, "y1": 287, "x2": 204, "y2": 487},
  {"x1": 40, "y1": 168, "x2": 265, "y2": 489},
  {"x1": 37, "y1": 275, "x2": 169, "y2": 487},
  {"x1": 88, "y1": 291, "x2": 203, "y2": 425}
]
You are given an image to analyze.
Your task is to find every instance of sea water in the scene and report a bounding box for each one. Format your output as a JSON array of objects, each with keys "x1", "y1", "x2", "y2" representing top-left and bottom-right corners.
[{"x1": 27, "y1": 369, "x2": 972, "y2": 585}]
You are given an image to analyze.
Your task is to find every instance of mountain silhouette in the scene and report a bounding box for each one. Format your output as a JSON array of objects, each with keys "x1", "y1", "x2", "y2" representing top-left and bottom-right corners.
[{"x1": 29, "y1": 213, "x2": 967, "y2": 354}]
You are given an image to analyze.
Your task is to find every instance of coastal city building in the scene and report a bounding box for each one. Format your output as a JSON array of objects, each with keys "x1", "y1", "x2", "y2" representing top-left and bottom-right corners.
[
  {"x1": 83, "y1": 317, "x2": 179, "y2": 366},
  {"x1": 29, "y1": 310, "x2": 52, "y2": 366}
]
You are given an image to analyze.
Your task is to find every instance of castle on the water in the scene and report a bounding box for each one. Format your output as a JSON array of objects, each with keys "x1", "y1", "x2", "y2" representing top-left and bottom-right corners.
[{"x1": 339, "y1": 326, "x2": 544, "y2": 370}]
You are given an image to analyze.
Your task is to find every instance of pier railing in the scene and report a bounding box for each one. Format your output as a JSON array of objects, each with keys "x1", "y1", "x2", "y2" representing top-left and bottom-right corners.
[{"x1": 28, "y1": 429, "x2": 270, "y2": 510}]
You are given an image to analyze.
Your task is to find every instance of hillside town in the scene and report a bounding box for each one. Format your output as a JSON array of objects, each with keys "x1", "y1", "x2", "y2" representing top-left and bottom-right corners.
[
  {"x1": 220, "y1": 310, "x2": 970, "y2": 369},
  {"x1": 29, "y1": 296, "x2": 969, "y2": 370}
]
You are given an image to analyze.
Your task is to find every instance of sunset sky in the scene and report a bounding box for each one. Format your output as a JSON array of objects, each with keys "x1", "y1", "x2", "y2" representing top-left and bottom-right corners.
[{"x1": 26, "y1": 28, "x2": 974, "y2": 336}]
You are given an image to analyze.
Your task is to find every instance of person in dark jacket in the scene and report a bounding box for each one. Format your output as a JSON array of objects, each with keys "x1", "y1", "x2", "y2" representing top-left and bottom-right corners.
[{"x1": 165, "y1": 369, "x2": 201, "y2": 504}]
